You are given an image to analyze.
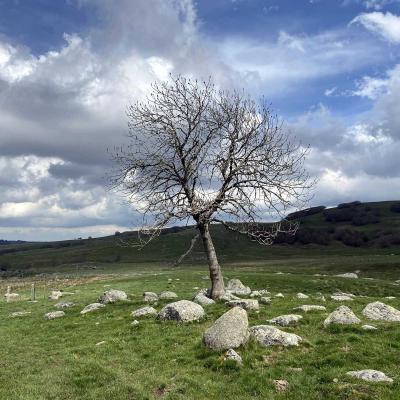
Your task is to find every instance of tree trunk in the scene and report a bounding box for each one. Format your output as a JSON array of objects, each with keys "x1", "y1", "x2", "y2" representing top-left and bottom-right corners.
[{"x1": 198, "y1": 223, "x2": 225, "y2": 299}]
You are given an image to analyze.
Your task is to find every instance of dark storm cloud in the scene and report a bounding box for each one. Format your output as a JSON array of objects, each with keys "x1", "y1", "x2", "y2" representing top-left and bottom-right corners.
[{"x1": 48, "y1": 162, "x2": 107, "y2": 186}]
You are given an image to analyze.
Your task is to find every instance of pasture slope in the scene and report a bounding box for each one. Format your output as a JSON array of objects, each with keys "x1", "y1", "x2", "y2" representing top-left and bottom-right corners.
[{"x1": 0, "y1": 200, "x2": 400, "y2": 399}]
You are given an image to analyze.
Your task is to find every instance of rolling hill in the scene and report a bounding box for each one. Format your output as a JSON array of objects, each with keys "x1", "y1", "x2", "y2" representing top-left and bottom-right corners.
[{"x1": 1, "y1": 200, "x2": 400, "y2": 276}]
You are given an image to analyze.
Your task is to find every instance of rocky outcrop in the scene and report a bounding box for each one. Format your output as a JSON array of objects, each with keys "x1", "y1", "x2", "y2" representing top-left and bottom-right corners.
[
  {"x1": 336, "y1": 273, "x2": 358, "y2": 279},
  {"x1": 48, "y1": 290, "x2": 63, "y2": 300},
  {"x1": 131, "y1": 306, "x2": 157, "y2": 318},
  {"x1": 98, "y1": 289, "x2": 127, "y2": 304},
  {"x1": 226, "y1": 279, "x2": 251, "y2": 296},
  {"x1": 362, "y1": 301, "x2": 400, "y2": 322},
  {"x1": 346, "y1": 370, "x2": 393, "y2": 383},
  {"x1": 268, "y1": 314, "x2": 302, "y2": 327},
  {"x1": 330, "y1": 295, "x2": 354, "y2": 301},
  {"x1": 203, "y1": 307, "x2": 249, "y2": 350},
  {"x1": 157, "y1": 300, "x2": 205, "y2": 322},
  {"x1": 250, "y1": 325, "x2": 302, "y2": 346},
  {"x1": 44, "y1": 311, "x2": 65, "y2": 320},
  {"x1": 324, "y1": 306, "x2": 361, "y2": 326},
  {"x1": 221, "y1": 292, "x2": 240, "y2": 301},
  {"x1": 362, "y1": 324, "x2": 377, "y2": 330},
  {"x1": 80, "y1": 303, "x2": 106, "y2": 314},
  {"x1": 193, "y1": 293, "x2": 215, "y2": 306},
  {"x1": 54, "y1": 301, "x2": 75, "y2": 309},
  {"x1": 10, "y1": 311, "x2": 31, "y2": 317},
  {"x1": 224, "y1": 349, "x2": 242, "y2": 364},
  {"x1": 226, "y1": 299, "x2": 259, "y2": 311},
  {"x1": 159, "y1": 291, "x2": 178, "y2": 300},
  {"x1": 143, "y1": 292, "x2": 159, "y2": 303},
  {"x1": 296, "y1": 293, "x2": 309, "y2": 299}
]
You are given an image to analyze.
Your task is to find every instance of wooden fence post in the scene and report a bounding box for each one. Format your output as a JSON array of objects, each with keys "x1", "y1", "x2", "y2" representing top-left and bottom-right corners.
[{"x1": 31, "y1": 283, "x2": 36, "y2": 301}]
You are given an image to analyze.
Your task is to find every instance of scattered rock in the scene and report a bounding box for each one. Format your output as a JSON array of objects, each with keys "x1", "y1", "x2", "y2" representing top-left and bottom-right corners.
[
  {"x1": 98, "y1": 289, "x2": 127, "y2": 304},
  {"x1": 362, "y1": 324, "x2": 378, "y2": 331},
  {"x1": 80, "y1": 303, "x2": 106, "y2": 314},
  {"x1": 362, "y1": 301, "x2": 400, "y2": 322},
  {"x1": 193, "y1": 293, "x2": 215, "y2": 306},
  {"x1": 330, "y1": 295, "x2": 354, "y2": 301},
  {"x1": 159, "y1": 291, "x2": 178, "y2": 300},
  {"x1": 143, "y1": 292, "x2": 159, "y2": 303},
  {"x1": 385, "y1": 296, "x2": 396, "y2": 300},
  {"x1": 333, "y1": 291, "x2": 356, "y2": 297},
  {"x1": 250, "y1": 325, "x2": 302, "y2": 346},
  {"x1": 44, "y1": 311, "x2": 65, "y2": 320},
  {"x1": 226, "y1": 279, "x2": 251, "y2": 296},
  {"x1": 324, "y1": 306, "x2": 361, "y2": 326},
  {"x1": 223, "y1": 349, "x2": 243, "y2": 364},
  {"x1": 131, "y1": 320, "x2": 140, "y2": 326},
  {"x1": 273, "y1": 379, "x2": 289, "y2": 392},
  {"x1": 5, "y1": 293, "x2": 20, "y2": 302},
  {"x1": 157, "y1": 300, "x2": 205, "y2": 322},
  {"x1": 296, "y1": 293, "x2": 309, "y2": 299},
  {"x1": 293, "y1": 305, "x2": 326, "y2": 312},
  {"x1": 336, "y1": 273, "x2": 358, "y2": 279},
  {"x1": 316, "y1": 295, "x2": 326, "y2": 302},
  {"x1": 203, "y1": 307, "x2": 249, "y2": 350},
  {"x1": 131, "y1": 306, "x2": 157, "y2": 318},
  {"x1": 54, "y1": 301, "x2": 74, "y2": 309},
  {"x1": 48, "y1": 290, "x2": 63, "y2": 300},
  {"x1": 227, "y1": 299, "x2": 259, "y2": 311},
  {"x1": 221, "y1": 292, "x2": 240, "y2": 301},
  {"x1": 268, "y1": 314, "x2": 303, "y2": 327},
  {"x1": 96, "y1": 341, "x2": 106, "y2": 346},
  {"x1": 275, "y1": 293, "x2": 284, "y2": 298},
  {"x1": 260, "y1": 297, "x2": 271, "y2": 304},
  {"x1": 4, "y1": 285, "x2": 19, "y2": 303},
  {"x1": 10, "y1": 311, "x2": 31, "y2": 317},
  {"x1": 346, "y1": 370, "x2": 393, "y2": 383},
  {"x1": 250, "y1": 289, "x2": 271, "y2": 297}
]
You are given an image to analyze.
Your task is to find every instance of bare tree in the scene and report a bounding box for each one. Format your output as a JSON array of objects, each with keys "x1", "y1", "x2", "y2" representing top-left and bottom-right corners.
[{"x1": 111, "y1": 76, "x2": 313, "y2": 299}]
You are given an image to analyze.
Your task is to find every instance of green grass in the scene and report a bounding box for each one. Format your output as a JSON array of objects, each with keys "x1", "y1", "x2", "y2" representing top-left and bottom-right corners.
[{"x1": 1, "y1": 255, "x2": 400, "y2": 399}]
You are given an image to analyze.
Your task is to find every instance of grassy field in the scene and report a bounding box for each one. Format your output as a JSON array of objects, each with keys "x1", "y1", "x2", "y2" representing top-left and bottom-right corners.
[{"x1": 1, "y1": 253, "x2": 400, "y2": 400}]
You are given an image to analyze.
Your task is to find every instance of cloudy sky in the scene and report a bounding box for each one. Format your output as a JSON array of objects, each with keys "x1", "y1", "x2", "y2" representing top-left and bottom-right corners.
[{"x1": 0, "y1": 0, "x2": 399, "y2": 241}]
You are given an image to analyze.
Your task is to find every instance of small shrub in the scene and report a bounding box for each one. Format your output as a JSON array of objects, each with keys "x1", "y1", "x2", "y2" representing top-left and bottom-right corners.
[{"x1": 351, "y1": 213, "x2": 380, "y2": 226}]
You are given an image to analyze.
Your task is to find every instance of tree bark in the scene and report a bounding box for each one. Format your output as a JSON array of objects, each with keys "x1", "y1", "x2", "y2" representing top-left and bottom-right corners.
[{"x1": 198, "y1": 223, "x2": 225, "y2": 299}]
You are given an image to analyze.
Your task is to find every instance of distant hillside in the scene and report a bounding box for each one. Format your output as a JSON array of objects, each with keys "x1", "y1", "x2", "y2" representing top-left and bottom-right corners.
[
  {"x1": 281, "y1": 200, "x2": 400, "y2": 248},
  {"x1": 0, "y1": 200, "x2": 399, "y2": 276}
]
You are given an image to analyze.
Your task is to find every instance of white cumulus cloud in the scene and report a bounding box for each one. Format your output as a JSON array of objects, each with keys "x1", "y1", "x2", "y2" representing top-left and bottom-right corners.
[{"x1": 352, "y1": 11, "x2": 400, "y2": 43}]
